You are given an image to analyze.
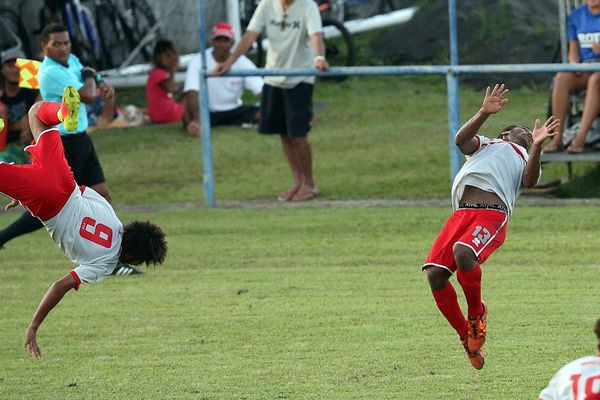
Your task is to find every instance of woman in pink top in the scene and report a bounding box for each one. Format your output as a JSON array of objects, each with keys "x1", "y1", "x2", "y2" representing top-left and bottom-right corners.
[{"x1": 146, "y1": 39, "x2": 198, "y2": 135}]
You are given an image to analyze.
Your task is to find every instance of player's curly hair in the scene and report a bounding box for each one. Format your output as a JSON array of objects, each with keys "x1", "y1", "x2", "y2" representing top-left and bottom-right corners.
[
  {"x1": 594, "y1": 318, "x2": 600, "y2": 353},
  {"x1": 120, "y1": 220, "x2": 167, "y2": 266}
]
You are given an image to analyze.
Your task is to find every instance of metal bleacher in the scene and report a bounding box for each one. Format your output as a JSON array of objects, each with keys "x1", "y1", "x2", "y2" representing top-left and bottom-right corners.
[{"x1": 541, "y1": 0, "x2": 600, "y2": 180}]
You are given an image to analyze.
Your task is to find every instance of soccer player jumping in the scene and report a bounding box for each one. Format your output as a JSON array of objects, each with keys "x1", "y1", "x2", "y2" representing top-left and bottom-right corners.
[
  {"x1": 422, "y1": 84, "x2": 560, "y2": 369},
  {"x1": 0, "y1": 87, "x2": 168, "y2": 358}
]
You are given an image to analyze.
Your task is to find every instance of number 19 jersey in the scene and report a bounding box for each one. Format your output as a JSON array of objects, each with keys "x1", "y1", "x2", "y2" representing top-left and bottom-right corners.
[
  {"x1": 539, "y1": 355, "x2": 600, "y2": 400},
  {"x1": 44, "y1": 185, "x2": 123, "y2": 286}
]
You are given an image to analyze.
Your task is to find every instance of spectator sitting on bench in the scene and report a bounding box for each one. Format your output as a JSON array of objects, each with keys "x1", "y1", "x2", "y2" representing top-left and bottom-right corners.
[
  {"x1": 545, "y1": 0, "x2": 600, "y2": 154},
  {"x1": 182, "y1": 22, "x2": 264, "y2": 132}
]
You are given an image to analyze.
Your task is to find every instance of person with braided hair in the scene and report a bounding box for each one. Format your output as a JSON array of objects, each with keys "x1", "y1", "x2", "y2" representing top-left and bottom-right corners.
[{"x1": 538, "y1": 318, "x2": 600, "y2": 399}]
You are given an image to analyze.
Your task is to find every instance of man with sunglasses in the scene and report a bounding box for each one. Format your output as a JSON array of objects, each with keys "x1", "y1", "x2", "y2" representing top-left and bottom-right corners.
[{"x1": 215, "y1": 0, "x2": 329, "y2": 202}]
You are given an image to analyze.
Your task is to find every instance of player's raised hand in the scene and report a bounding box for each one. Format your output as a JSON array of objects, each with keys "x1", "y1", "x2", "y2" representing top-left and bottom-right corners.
[
  {"x1": 24, "y1": 327, "x2": 41, "y2": 359},
  {"x1": 532, "y1": 116, "x2": 560, "y2": 147},
  {"x1": 481, "y1": 84, "x2": 509, "y2": 114}
]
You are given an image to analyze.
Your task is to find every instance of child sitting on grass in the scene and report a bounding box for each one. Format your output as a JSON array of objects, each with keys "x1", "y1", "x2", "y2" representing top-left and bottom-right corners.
[{"x1": 145, "y1": 39, "x2": 198, "y2": 135}]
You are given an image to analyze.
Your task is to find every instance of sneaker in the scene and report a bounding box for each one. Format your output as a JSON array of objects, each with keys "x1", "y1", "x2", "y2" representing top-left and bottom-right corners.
[
  {"x1": 461, "y1": 337, "x2": 485, "y2": 370},
  {"x1": 59, "y1": 86, "x2": 80, "y2": 132},
  {"x1": 111, "y1": 263, "x2": 142, "y2": 276},
  {"x1": 467, "y1": 301, "x2": 488, "y2": 352}
]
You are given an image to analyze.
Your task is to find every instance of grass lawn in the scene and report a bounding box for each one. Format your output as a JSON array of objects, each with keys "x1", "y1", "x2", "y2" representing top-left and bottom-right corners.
[
  {"x1": 97, "y1": 77, "x2": 600, "y2": 205},
  {"x1": 0, "y1": 77, "x2": 599, "y2": 399},
  {"x1": 0, "y1": 206, "x2": 599, "y2": 399}
]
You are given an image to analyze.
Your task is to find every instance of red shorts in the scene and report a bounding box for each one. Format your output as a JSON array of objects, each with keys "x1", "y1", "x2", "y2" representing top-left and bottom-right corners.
[
  {"x1": 423, "y1": 208, "x2": 508, "y2": 274},
  {"x1": 0, "y1": 129, "x2": 76, "y2": 221}
]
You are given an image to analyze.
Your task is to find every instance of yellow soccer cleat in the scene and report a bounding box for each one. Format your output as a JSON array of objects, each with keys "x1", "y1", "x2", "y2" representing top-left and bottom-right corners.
[{"x1": 58, "y1": 86, "x2": 80, "y2": 132}]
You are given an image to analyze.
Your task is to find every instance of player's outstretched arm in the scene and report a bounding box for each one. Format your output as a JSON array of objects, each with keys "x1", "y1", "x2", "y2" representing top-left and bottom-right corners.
[
  {"x1": 523, "y1": 116, "x2": 560, "y2": 188},
  {"x1": 24, "y1": 274, "x2": 77, "y2": 359},
  {"x1": 455, "y1": 84, "x2": 509, "y2": 155}
]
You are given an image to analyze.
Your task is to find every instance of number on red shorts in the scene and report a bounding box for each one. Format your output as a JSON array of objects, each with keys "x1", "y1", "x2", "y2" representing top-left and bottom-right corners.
[{"x1": 79, "y1": 217, "x2": 113, "y2": 248}]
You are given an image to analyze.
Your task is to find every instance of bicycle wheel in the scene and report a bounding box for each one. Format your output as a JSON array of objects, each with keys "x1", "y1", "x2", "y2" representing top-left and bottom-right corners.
[
  {"x1": 120, "y1": 0, "x2": 160, "y2": 64},
  {"x1": 67, "y1": 3, "x2": 100, "y2": 67},
  {"x1": 0, "y1": 7, "x2": 31, "y2": 56},
  {"x1": 320, "y1": 18, "x2": 356, "y2": 81},
  {"x1": 96, "y1": 4, "x2": 129, "y2": 69}
]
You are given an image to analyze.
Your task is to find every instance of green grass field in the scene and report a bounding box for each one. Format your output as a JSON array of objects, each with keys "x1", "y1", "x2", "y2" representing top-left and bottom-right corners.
[
  {"x1": 0, "y1": 206, "x2": 599, "y2": 399},
  {"x1": 1, "y1": 78, "x2": 600, "y2": 399}
]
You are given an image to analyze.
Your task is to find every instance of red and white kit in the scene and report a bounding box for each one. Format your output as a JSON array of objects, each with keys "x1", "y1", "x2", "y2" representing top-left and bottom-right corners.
[
  {"x1": 538, "y1": 355, "x2": 600, "y2": 400},
  {"x1": 0, "y1": 129, "x2": 122, "y2": 288},
  {"x1": 424, "y1": 135, "x2": 531, "y2": 271}
]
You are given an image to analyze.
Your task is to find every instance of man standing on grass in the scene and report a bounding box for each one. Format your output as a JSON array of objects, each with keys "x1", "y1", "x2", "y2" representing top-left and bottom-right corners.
[
  {"x1": 215, "y1": 0, "x2": 329, "y2": 202},
  {"x1": 0, "y1": 87, "x2": 167, "y2": 358},
  {"x1": 422, "y1": 84, "x2": 560, "y2": 369}
]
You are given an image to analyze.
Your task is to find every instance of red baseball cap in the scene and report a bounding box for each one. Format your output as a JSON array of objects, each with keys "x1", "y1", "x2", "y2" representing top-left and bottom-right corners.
[{"x1": 211, "y1": 22, "x2": 235, "y2": 39}]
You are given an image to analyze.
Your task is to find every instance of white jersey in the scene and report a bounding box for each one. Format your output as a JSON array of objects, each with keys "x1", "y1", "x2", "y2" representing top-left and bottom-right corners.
[
  {"x1": 247, "y1": 0, "x2": 322, "y2": 88},
  {"x1": 451, "y1": 135, "x2": 530, "y2": 216},
  {"x1": 183, "y1": 49, "x2": 264, "y2": 112},
  {"x1": 44, "y1": 186, "x2": 123, "y2": 286},
  {"x1": 538, "y1": 355, "x2": 600, "y2": 400}
]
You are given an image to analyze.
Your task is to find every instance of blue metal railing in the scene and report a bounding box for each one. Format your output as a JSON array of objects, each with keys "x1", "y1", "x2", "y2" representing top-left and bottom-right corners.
[{"x1": 197, "y1": 0, "x2": 600, "y2": 207}]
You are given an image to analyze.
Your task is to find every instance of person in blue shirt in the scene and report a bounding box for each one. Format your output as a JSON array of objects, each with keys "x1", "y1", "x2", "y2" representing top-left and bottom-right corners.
[
  {"x1": 545, "y1": 0, "x2": 600, "y2": 153},
  {"x1": 0, "y1": 23, "x2": 137, "y2": 276}
]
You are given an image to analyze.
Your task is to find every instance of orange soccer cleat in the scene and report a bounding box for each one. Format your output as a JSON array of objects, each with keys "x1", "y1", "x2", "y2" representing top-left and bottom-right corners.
[
  {"x1": 461, "y1": 336, "x2": 485, "y2": 370},
  {"x1": 58, "y1": 86, "x2": 80, "y2": 132},
  {"x1": 467, "y1": 301, "x2": 488, "y2": 353}
]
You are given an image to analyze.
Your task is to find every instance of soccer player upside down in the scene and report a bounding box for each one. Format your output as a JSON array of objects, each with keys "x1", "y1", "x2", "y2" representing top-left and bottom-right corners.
[
  {"x1": 422, "y1": 84, "x2": 560, "y2": 370},
  {"x1": 0, "y1": 87, "x2": 167, "y2": 358}
]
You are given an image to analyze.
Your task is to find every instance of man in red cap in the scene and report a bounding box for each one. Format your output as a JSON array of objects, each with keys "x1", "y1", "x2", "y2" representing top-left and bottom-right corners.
[{"x1": 183, "y1": 22, "x2": 264, "y2": 133}]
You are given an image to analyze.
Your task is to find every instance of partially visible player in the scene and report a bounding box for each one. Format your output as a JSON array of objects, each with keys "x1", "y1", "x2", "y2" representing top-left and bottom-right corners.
[
  {"x1": 538, "y1": 318, "x2": 600, "y2": 399},
  {"x1": 0, "y1": 87, "x2": 167, "y2": 358},
  {"x1": 421, "y1": 84, "x2": 560, "y2": 370}
]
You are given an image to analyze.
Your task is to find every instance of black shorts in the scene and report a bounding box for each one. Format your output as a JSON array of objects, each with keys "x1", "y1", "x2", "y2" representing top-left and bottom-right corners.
[
  {"x1": 210, "y1": 105, "x2": 259, "y2": 126},
  {"x1": 60, "y1": 132, "x2": 105, "y2": 187},
  {"x1": 259, "y1": 83, "x2": 313, "y2": 137}
]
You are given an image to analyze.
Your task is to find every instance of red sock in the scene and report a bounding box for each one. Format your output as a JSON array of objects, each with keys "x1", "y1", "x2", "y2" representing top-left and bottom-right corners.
[
  {"x1": 432, "y1": 283, "x2": 468, "y2": 338},
  {"x1": 36, "y1": 102, "x2": 61, "y2": 126},
  {"x1": 457, "y1": 265, "x2": 483, "y2": 319}
]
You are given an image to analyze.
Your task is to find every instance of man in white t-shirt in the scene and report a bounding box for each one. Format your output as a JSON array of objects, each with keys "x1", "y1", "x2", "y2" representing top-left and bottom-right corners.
[
  {"x1": 422, "y1": 84, "x2": 560, "y2": 370},
  {"x1": 215, "y1": 0, "x2": 329, "y2": 202},
  {"x1": 183, "y1": 22, "x2": 264, "y2": 132},
  {"x1": 538, "y1": 317, "x2": 600, "y2": 399},
  {"x1": 0, "y1": 87, "x2": 167, "y2": 358}
]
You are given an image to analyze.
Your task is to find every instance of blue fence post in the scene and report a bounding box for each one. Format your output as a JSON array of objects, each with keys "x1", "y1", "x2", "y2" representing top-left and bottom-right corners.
[
  {"x1": 198, "y1": 0, "x2": 215, "y2": 207},
  {"x1": 447, "y1": 0, "x2": 462, "y2": 182}
]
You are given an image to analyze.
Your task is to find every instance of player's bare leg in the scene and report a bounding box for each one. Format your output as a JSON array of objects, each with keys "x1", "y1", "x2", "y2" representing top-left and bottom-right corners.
[
  {"x1": 290, "y1": 137, "x2": 318, "y2": 202},
  {"x1": 278, "y1": 134, "x2": 302, "y2": 201}
]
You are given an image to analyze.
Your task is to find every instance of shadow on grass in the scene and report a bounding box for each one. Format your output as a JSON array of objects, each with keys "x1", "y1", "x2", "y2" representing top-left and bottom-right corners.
[{"x1": 556, "y1": 164, "x2": 600, "y2": 198}]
